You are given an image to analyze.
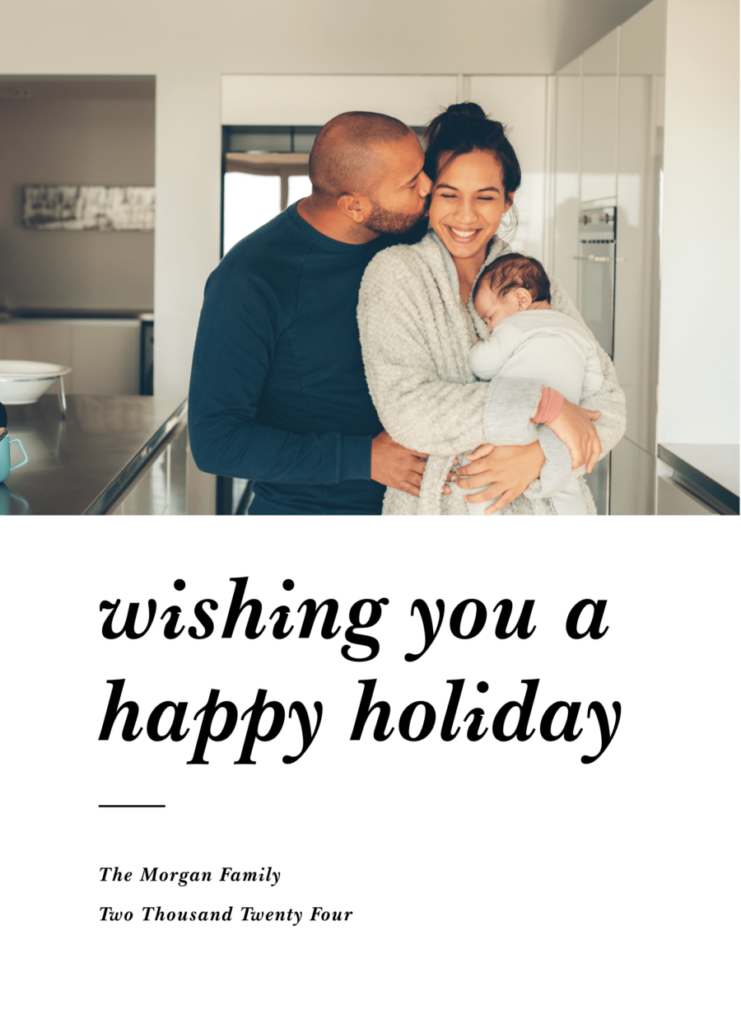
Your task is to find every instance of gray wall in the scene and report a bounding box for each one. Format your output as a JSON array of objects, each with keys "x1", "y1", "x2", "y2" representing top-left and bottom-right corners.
[{"x1": 0, "y1": 79, "x2": 154, "y2": 312}]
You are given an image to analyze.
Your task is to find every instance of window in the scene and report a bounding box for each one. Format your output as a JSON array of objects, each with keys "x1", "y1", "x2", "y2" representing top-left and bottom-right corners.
[{"x1": 222, "y1": 126, "x2": 320, "y2": 255}]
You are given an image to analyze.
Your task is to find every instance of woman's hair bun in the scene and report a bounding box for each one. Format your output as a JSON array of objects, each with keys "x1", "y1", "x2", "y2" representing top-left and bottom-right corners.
[
  {"x1": 444, "y1": 102, "x2": 487, "y2": 121},
  {"x1": 422, "y1": 100, "x2": 523, "y2": 231}
]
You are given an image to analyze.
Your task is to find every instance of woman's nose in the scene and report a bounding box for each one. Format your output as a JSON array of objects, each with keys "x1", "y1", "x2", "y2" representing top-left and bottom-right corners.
[{"x1": 457, "y1": 200, "x2": 477, "y2": 224}]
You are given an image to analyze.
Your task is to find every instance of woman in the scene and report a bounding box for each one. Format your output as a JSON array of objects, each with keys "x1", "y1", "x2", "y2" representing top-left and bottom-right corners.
[{"x1": 358, "y1": 103, "x2": 626, "y2": 515}]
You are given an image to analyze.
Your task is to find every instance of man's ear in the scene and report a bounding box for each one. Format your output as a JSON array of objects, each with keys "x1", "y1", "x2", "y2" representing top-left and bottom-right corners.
[
  {"x1": 515, "y1": 287, "x2": 532, "y2": 311},
  {"x1": 337, "y1": 193, "x2": 371, "y2": 224}
]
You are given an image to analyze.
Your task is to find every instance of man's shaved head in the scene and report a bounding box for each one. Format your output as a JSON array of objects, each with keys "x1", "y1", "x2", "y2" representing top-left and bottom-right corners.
[{"x1": 308, "y1": 111, "x2": 413, "y2": 201}]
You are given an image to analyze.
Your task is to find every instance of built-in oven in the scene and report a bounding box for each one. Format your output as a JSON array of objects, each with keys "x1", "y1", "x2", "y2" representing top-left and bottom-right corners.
[{"x1": 576, "y1": 202, "x2": 617, "y2": 514}]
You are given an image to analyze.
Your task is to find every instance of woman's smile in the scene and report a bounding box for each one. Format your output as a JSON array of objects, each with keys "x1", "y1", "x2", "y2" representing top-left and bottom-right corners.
[{"x1": 444, "y1": 225, "x2": 483, "y2": 245}]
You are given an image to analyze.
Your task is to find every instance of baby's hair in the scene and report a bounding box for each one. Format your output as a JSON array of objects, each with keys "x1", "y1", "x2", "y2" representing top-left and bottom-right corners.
[{"x1": 473, "y1": 252, "x2": 551, "y2": 305}]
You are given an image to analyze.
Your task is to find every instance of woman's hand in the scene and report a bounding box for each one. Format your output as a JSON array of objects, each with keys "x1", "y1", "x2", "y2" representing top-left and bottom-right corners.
[
  {"x1": 456, "y1": 441, "x2": 546, "y2": 514},
  {"x1": 545, "y1": 400, "x2": 602, "y2": 472}
]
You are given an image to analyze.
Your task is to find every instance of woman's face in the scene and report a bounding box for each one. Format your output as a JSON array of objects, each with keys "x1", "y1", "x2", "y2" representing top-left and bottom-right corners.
[{"x1": 428, "y1": 149, "x2": 512, "y2": 264}]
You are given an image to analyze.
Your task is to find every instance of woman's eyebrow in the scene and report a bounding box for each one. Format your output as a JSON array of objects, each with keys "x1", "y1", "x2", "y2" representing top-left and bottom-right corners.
[{"x1": 434, "y1": 182, "x2": 500, "y2": 192}]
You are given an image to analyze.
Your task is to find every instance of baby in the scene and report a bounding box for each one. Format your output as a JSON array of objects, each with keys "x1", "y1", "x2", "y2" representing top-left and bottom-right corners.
[{"x1": 467, "y1": 253, "x2": 603, "y2": 515}]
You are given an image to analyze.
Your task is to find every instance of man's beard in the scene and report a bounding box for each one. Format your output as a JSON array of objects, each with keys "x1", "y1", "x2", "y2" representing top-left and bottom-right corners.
[{"x1": 365, "y1": 200, "x2": 425, "y2": 236}]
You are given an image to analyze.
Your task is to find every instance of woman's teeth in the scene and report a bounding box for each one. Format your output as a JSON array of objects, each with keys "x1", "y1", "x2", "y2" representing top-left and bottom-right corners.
[{"x1": 448, "y1": 227, "x2": 478, "y2": 242}]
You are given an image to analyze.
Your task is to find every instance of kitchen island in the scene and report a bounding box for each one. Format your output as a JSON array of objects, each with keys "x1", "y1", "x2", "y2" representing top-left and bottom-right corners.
[
  {"x1": 0, "y1": 394, "x2": 187, "y2": 515},
  {"x1": 657, "y1": 443, "x2": 739, "y2": 516}
]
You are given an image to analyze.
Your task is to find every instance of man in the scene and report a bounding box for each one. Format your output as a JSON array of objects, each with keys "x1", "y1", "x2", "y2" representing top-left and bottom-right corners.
[
  {"x1": 189, "y1": 111, "x2": 433, "y2": 515},
  {"x1": 189, "y1": 110, "x2": 600, "y2": 515}
]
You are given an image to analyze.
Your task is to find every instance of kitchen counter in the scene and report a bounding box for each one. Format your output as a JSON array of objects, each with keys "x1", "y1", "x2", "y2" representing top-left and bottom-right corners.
[
  {"x1": 0, "y1": 394, "x2": 187, "y2": 515},
  {"x1": 658, "y1": 443, "x2": 739, "y2": 515}
]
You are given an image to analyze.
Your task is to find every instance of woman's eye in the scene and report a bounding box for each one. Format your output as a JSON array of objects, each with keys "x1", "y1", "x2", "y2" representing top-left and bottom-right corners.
[{"x1": 440, "y1": 193, "x2": 457, "y2": 199}]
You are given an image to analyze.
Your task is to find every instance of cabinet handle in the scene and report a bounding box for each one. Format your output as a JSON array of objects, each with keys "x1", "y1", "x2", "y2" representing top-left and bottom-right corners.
[{"x1": 572, "y1": 255, "x2": 626, "y2": 263}]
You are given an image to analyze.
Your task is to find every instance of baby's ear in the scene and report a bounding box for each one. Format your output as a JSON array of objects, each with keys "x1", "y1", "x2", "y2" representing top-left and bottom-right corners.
[{"x1": 515, "y1": 287, "x2": 532, "y2": 310}]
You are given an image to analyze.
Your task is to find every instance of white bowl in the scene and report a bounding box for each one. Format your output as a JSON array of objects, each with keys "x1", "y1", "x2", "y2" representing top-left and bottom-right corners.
[{"x1": 0, "y1": 360, "x2": 72, "y2": 404}]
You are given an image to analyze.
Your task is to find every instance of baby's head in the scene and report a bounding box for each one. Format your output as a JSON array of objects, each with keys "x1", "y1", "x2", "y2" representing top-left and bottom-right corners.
[{"x1": 473, "y1": 253, "x2": 551, "y2": 330}]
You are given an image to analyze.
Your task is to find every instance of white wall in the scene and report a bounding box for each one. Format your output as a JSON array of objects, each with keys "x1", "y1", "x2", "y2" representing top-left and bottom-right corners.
[
  {"x1": 0, "y1": 81, "x2": 154, "y2": 312},
  {"x1": 0, "y1": 0, "x2": 654, "y2": 398},
  {"x1": 658, "y1": 0, "x2": 739, "y2": 444}
]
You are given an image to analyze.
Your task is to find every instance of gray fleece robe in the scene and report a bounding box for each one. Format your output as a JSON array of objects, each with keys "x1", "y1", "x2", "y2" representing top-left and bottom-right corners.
[{"x1": 357, "y1": 229, "x2": 627, "y2": 515}]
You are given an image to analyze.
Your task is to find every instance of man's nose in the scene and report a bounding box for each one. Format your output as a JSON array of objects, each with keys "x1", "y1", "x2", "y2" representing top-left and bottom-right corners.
[{"x1": 418, "y1": 171, "x2": 433, "y2": 196}]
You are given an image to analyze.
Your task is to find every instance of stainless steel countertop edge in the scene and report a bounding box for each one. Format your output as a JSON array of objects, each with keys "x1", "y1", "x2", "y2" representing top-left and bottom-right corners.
[
  {"x1": 82, "y1": 398, "x2": 188, "y2": 516},
  {"x1": 657, "y1": 444, "x2": 739, "y2": 515}
]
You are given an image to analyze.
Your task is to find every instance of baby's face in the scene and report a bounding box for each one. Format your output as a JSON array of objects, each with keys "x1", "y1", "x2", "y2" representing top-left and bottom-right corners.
[{"x1": 473, "y1": 285, "x2": 523, "y2": 331}]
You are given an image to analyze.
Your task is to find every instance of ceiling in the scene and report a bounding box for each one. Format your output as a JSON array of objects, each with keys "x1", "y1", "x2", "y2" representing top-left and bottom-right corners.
[{"x1": 0, "y1": 0, "x2": 655, "y2": 79}]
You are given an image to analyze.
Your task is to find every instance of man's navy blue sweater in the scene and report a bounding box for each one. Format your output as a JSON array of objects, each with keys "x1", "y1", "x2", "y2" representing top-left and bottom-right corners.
[{"x1": 189, "y1": 204, "x2": 421, "y2": 515}]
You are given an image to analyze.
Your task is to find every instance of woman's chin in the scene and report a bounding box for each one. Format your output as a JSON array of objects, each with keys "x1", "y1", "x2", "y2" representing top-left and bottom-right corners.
[{"x1": 444, "y1": 240, "x2": 488, "y2": 262}]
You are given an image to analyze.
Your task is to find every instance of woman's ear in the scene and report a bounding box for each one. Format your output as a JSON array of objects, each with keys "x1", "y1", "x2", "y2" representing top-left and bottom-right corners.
[
  {"x1": 504, "y1": 193, "x2": 514, "y2": 212},
  {"x1": 337, "y1": 193, "x2": 369, "y2": 224}
]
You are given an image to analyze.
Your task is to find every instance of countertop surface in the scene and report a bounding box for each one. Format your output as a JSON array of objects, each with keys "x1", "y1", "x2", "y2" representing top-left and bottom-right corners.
[
  {"x1": 658, "y1": 443, "x2": 739, "y2": 513},
  {"x1": 0, "y1": 394, "x2": 187, "y2": 515}
]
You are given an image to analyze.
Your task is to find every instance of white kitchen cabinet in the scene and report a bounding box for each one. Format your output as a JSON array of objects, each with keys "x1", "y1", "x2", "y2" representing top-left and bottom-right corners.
[
  {"x1": 550, "y1": 2, "x2": 673, "y2": 514},
  {"x1": 581, "y1": 29, "x2": 618, "y2": 203},
  {"x1": 610, "y1": 437, "x2": 657, "y2": 515},
  {"x1": 551, "y1": 56, "x2": 581, "y2": 298},
  {"x1": 222, "y1": 75, "x2": 458, "y2": 130},
  {"x1": 614, "y1": 0, "x2": 665, "y2": 458},
  {"x1": 550, "y1": 0, "x2": 737, "y2": 513},
  {"x1": 0, "y1": 318, "x2": 140, "y2": 395}
]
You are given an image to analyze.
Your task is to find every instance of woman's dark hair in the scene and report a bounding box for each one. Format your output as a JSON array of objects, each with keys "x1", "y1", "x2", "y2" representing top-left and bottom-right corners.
[{"x1": 423, "y1": 102, "x2": 521, "y2": 235}]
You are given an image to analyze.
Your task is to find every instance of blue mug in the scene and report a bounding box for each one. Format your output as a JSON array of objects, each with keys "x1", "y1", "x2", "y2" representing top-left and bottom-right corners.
[{"x1": 0, "y1": 434, "x2": 29, "y2": 484}]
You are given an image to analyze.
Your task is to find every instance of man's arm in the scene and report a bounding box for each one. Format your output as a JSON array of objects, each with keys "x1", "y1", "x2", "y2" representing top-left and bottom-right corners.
[{"x1": 188, "y1": 259, "x2": 425, "y2": 492}]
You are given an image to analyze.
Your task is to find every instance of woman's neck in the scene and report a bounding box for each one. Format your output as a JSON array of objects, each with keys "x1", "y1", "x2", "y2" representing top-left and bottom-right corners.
[{"x1": 452, "y1": 246, "x2": 488, "y2": 305}]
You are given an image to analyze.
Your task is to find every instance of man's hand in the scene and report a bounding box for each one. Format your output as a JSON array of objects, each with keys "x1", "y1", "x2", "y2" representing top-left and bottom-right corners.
[
  {"x1": 456, "y1": 441, "x2": 545, "y2": 513},
  {"x1": 546, "y1": 400, "x2": 602, "y2": 472},
  {"x1": 371, "y1": 430, "x2": 429, "y2": 497}
]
